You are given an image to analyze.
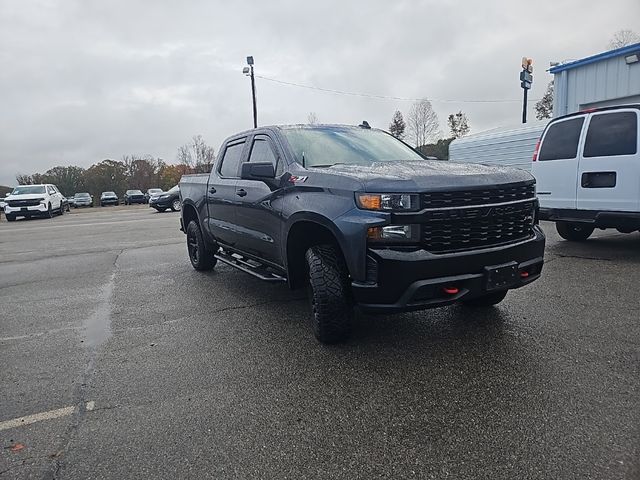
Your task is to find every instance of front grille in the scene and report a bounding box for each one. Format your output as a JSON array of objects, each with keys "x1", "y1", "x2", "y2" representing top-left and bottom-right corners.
[
  {"x1": 422, "y1": 183, "x2": 535, "y2": 209},
  {"x1": 421, "y1": 201, "x2": 535, "y2": 253},
  {"x1": 8, "y1": 199, "x2": 40, "y2": 207}
]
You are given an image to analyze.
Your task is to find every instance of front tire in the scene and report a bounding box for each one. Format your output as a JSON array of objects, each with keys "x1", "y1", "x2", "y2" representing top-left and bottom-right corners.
[
  {"x1": 171, "y1": 199, "x2": 182, "y2": 212},
  {"x1": 59, "y1": 204, "x2": 64, "y2": 216},
  {"x1": 6, "y1": 214, "x2": 16, "y2": 222},
  {"x1": 186, "y1": 221, "x2": 217, "y2": 271},
  {"x1": 305, "y1": 245, "x2": 353, "y2": 344},
  {"x1": 462, "y1": 290, "x2": 508, "y2": 307},
  {"x1": 46, "y1": 204, "x2": 53, "y2": 218},
  {"x1": 556, "y1": 221, "x2": 594, "y2": 242}
]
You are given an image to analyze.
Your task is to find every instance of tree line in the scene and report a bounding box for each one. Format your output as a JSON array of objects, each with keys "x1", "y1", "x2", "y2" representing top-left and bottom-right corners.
[
  {"x1": 387, "y1": 100, "x2": 471, "y2": 159},
  {"x1": 14, "y1": 135, "x2": 216, "y2": 198}
]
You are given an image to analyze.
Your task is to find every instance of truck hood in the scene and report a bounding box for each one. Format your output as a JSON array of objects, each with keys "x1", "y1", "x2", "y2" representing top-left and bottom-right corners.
[
  {"x1": 320, "y1": 160, "x2": 533, "y2": 191},
  {"x1": 5, "y1": 194, "x2": 45, "y2": 201}
]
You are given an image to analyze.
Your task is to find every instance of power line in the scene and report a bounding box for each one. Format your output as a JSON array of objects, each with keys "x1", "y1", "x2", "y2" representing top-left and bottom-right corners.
[{"x1": 256, "y1": 75, "x2": 540, "y2": 104}]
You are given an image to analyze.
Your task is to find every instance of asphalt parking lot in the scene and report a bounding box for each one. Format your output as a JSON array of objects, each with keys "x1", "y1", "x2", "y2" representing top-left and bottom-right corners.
[{"x1": 1, "y1": 207, "x2": 638, "y2": 479}]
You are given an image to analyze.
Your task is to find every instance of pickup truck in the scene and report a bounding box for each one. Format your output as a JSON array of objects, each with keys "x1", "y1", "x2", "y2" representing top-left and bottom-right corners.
[{"x1": 180, "y1": 124, "x2": 545, "y2": 343}]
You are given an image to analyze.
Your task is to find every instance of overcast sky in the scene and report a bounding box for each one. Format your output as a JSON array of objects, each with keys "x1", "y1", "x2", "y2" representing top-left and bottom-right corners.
[{"x1": 0, "y1": 0, "x2": 638, "y2": 186}]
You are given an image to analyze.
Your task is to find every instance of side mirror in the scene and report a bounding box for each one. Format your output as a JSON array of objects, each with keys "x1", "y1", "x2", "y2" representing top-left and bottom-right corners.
[{"x1": 240, "y1": 162, "x2": 275, "y2": 180}]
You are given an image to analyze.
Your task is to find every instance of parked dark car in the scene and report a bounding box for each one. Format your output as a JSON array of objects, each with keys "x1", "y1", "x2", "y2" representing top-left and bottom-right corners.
[
  {"x1": 100, "y1": 191, "x2": 119, "y2": 206},
  {"x1": 144, "y1": 188, "x2": 163, "y2": 203},
  {"x1": 149, "y1": 185, "x2": 181, "y2": 212},
  {"x1": 179, "y1": 124, "x2": 545, "y2": 344},
  {"x1": 73, "y1": 192, "x2": 93, "y2": 208},
  {"x1": 124, "y1": 190, "x2": 145, "y2": 205}
]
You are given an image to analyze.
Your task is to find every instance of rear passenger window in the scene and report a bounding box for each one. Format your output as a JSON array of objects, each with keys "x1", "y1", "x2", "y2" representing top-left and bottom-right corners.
[
  {"x1": 539, "y1": 117, "x2": 584, "y2": 161},
  {"x1": 583, "y1": 112, "x2": 638, "y2": 157},
  {"x1": 219, "y1": 142, "x2": 245, "y2": 177}
]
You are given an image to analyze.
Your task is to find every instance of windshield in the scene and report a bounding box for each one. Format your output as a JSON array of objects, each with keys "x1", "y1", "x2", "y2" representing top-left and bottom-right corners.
[
  {"x1": 11, "y1": 185, "x2": 46, "y2": 195},
  {"x1": 148, "y1": 189, "x2": 162, "y2": 194},
  {"x1": 127, "y1": 190, "x2": 143, "y2": 195},
  {"x1": 102, "y1": 192, "x2": 116, "y2": 196},
  {"x1": 281, "y1": 126, "x2": 424, "y2": 168},
  {"x1": 76, "y1": 193, "x2": 90, "y2": 198},
  {"x1": 167, "y1": 185, "x2": 179, "y2": 193}
]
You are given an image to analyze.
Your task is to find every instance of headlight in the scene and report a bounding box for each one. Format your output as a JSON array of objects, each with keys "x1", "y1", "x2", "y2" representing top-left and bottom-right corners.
[
  {"x1": 367, "y1": 224, "x2": 421, "y2": 244},
  {"x1": 356, "y1": 193, "x2": 419, "y2": 211},
  {"x1": 159, "y1": 194, "x2": 170, "y2": 199}
]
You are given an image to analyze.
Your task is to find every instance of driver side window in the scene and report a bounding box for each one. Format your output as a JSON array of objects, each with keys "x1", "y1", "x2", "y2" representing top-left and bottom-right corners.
[{"x1": 249, "y1": 135, "x2": 283, "y2": 176}]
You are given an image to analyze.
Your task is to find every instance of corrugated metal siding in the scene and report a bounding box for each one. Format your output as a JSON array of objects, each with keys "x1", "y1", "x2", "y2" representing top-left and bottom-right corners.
[
  {"x1": 449, "y1": 123, "x2": 546, "y2": 172},
  {"x1": 554, "y1": 55, "x2": 640, "y2": 116}
]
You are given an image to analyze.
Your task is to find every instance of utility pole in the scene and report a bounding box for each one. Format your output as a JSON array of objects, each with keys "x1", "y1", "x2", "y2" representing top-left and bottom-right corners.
[
  {"x1": 243, "y1": 56, "x2": 258, "y2": 128},
  {"x1": 520, "y1": 57, "x2": 533, "y2": 124}
]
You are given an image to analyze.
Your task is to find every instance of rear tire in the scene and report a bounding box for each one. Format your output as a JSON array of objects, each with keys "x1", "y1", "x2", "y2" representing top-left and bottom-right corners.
[
  {"x1": 186, "y1": 221, "x2": 217, "y2": 271},
  {"x1": 462, "y1": 290, "x2": 508, "y2": 307},
  {"x1": 556, "y1": 221, "x2": 594, "y2": 241},
  {"x1": 59, "y1": 204, "x2": 64, "y2": 216},
  {"x1": 305, "y1": 244, "x2": 353, "y2": 344}
]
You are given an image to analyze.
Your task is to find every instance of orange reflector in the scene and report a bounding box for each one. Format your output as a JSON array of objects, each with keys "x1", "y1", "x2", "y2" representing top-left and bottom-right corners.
[
  {"x1": 443, "y1": 287, "x2": 459, "y2": 295},
  {"x1": 367, "y1": 227, "x2": 382, "y2": 239},
  {"x1": 358, "y1": 194, "x2": 381, "y2": 210}
]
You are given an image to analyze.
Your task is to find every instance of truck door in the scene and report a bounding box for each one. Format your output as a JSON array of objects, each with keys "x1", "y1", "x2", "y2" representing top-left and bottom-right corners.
[
  {"x1": 533, "y1": 115, "x2": 585, "y2": 210},
  {"x1": 234, "y1": 134, "x2": 286, "y2": 266},
  {"x1": 205, "y1": 139, "x2": 247, "y2": 247},
  {"x1": 577, "y1": 109, "x2": 639, "y2": 212}
]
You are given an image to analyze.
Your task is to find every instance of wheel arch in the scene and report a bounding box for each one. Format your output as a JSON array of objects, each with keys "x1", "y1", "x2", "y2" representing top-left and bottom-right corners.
[{"x1": 284, "y1": 214, "x2": 350, "y2": 290}]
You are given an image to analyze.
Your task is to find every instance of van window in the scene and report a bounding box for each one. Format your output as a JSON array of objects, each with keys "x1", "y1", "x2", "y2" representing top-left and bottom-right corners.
[
  {"x1": 219, "y1": 141, "x2": 245, "y2": 177},
  {"x1": 583, "y1": 112, "x2": 638, "y2": 158},
  {"x1": 538, "y1": 117, "x2": 584, "y2": 161}
]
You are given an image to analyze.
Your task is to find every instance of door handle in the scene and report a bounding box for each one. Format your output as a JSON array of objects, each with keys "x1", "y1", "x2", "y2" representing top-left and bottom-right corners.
[
  {"x1": 236, "y1": 189, "x2": 247, "y2": 197},
  {"x1": 208, "y1": 186, "x2": 216, "y2": 194}
]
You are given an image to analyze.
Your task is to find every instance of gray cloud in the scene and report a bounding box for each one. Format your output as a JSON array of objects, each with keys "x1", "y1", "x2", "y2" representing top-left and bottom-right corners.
[{"x1": 1, "y1": 0, "x2": 638, "y2": 185}]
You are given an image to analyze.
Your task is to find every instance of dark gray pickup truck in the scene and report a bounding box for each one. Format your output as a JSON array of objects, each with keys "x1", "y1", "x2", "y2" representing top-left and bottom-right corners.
[{"x1": 180, "y1": 124, "x2": 545, "y2": 343}]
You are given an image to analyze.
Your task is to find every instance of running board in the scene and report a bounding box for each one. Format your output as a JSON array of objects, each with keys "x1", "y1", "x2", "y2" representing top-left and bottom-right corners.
[{"x1": 214, "y1": 250, "x2": 287, "y2": 282}]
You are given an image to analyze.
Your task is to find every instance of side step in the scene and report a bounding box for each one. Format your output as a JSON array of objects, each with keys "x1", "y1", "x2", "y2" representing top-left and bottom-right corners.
[{"x1": 214, "y1": 250, "x2": 287, "y2": 282}]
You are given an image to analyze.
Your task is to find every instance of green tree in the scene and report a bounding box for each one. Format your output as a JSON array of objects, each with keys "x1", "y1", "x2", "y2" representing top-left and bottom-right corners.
[
  {"x1": 535, "y1": 81, "x2": 554, "y2": 120},
  {"x1": 84, "y1": 159, "x2": 128, "y2": 198},
  {"x1": 388, "y1": 110, "x2": 406, "y2": 139},
  {"x1": 447, "y1": 111, "x2": 470, "y2": 139},
  {"x1": 40, "y1": 166, "x2": 86, "y2": 196}
]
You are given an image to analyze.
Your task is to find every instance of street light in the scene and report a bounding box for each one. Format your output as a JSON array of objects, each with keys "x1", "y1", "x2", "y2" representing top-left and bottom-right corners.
[{"x1": 243, "y1": 56, "x2": 257, "y2": 128}]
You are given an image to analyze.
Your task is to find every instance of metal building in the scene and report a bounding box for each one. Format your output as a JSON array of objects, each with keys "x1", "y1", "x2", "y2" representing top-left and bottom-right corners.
[
  {"x1": 551, "y1": 42, "x2": 640, "y2": 117},
  {"x1": 449, "y1": 122, "x2": 546, "y2": 171}
]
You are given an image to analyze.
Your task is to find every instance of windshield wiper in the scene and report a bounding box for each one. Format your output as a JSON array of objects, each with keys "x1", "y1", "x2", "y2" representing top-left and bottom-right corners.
[{"x1": 309, "y1": 163, "x2": 346, "y2": 168}]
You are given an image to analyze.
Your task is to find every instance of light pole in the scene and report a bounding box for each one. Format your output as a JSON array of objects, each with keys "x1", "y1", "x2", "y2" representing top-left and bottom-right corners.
[{"x1": 243, "y1": 56, "x2": 257, "y2": 128}]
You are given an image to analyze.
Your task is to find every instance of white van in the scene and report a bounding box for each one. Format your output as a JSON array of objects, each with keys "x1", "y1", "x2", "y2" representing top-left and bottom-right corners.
[{"x1": 532, "y1": 105, "x2": 639, "y2": 241}]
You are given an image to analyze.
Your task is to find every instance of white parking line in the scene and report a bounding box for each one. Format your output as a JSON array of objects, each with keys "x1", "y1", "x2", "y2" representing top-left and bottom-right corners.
[{"x1": 0, "y1": 402, "x2": 96, "y2": 431}]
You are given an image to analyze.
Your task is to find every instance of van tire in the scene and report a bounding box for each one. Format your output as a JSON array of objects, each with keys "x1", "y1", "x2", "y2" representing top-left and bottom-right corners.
[
  {"x1": 556, "y1": 221, "x2": 594, "y2": 241},
  {"x1": 305, "y1": 244, "x2": 352, "y2": 344}
]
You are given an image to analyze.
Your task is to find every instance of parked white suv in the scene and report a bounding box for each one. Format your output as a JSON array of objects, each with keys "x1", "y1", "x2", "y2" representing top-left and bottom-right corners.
[
  {"x1": 532, "y1": 105, "x2": 639, "y2": 241},
  {"x1": 4, "y1": 184, "x2": 66, "y2": 222}
]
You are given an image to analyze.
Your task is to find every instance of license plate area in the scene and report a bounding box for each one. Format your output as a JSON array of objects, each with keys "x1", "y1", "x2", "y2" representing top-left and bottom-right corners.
[{"x1": 484, "y1": 262, "x2": 518, "y2": 291}]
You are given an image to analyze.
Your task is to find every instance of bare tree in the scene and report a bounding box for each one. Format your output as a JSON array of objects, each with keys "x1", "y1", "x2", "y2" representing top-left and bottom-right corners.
[
  {"x1": 447, "y1": 111, "x2": 471, "y2": 139},
  {"x1": 608, "y1": 29, "x2": 640, "y2": 49},
  {"x1": 388, "y1": 110, "x2": 406, "y2": 139},
  {"x1": 307, "y1": 112, "x2": 318, "y2": 125},
  {"x1": 176, "y1": 135, "x2": 216, "y2": 173},
  {"x1": 535, "y1": 81, "x2": 554, "y2": 120},
  {"x1": 407, "y1": 99, "x2": 440, "y2": 147}
]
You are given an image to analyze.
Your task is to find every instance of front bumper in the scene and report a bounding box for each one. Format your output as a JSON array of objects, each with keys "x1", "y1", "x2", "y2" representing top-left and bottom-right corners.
[
  {"x1": 5, "y1": 204, "x2": 48, "y2": 215},
  {"x1": 149, "y1": 198, "x2": 171, "y2": 208},
  {"x1": 101, "y1": 198, "x2": 118, "y2": 205},
  {"x1": 352, "y1": 226, "x2": 545, "y2": 313},
  {"x1": 539, "y1": 208, "x2": 640, "y2": 230}
]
